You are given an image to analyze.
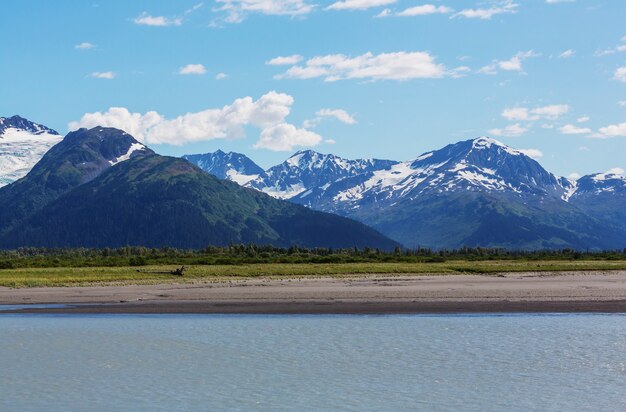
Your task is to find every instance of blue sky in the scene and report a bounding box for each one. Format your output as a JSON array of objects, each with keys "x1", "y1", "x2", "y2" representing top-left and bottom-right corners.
[{"x1": 1, "y1": 0, "x2": 626, "y2": 177}]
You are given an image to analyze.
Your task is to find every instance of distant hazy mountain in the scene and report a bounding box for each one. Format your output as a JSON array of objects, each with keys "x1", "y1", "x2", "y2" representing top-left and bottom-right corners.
[
  {"x1": 0, "y1": 127, "x2": 397, "y2": 250},
  {"x1": 188, "y1": 137, "x2": 626, "y2": 250},
  {"x1": 0, "y1": 115, "x2": 62, "y2": 187}
]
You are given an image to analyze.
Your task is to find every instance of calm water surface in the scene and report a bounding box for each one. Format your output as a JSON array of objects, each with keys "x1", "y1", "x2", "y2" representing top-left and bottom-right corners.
[{"x1": 1, "y1": 313, "x2": 626, "y2": 411}]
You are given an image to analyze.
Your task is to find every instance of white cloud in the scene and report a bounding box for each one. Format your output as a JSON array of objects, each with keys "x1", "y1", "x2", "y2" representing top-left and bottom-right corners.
[
  {"x1": 531, "y1": 104, "x2": 569, "y2": 119},
  {"x1": 546, "y1": 0, "x2": 574, "y2": 3},
  {"x1": 567, "y1": 172, "x2": 581, "y2": 180},
  {"x1": 501, "y1": 104, "x2": 569, "y2": 121},
  {"x1": 69, "y1": 91, "x2": 321, "y2": 151},
  {"x1": 179, "y1": 64, "x2": 207, "y2": 75},
  {"x1": 479, "y1": 50, "x2": 538, "y2": 74},
  {"x1": 90, "y1": 71, "x2": 116, "y2": 79},
  {"x1": 275, "y1": 51, "x2": 450, "y2": 81},
  {"x1": 488, "y1": 123, "x2": 528, "y2": 137},
  {"x1": 558, "y1": 49, "x2": 575, "y2": 58},
  {"x1": 501, "y1": 107, "x2": 529, "y2": 121},
  {"x1": 518, "y1": 148, "x2": 543, "y2": 159},
  {"x1": 577, "y1": 116, "x2": 590, "y2": 123},
  {"x1": 325, "y1": 139, "x2": 337, "y2": 144},
  {"x1": 453, "y1": 0, "x2": 518, "y2": 20},
  {"x1": 326, "y1": 0, "x2": 396, "y2": 11},
  {"x1": 619, "y1": 101, "x2": 626, "y2": 107},
  {"x1": 379, "y1": 4, "x2": 453, "y2": 17},
  {"x1": 133, "y1": 3, "x2": 203, "y2": 26},
  {"x1": 614, "y1": 66, "x2": 626, "y2": 82},
  {"x1": 559, "y1": 124, "x2": 591, "y2": 135},
  {"x1": 607, "y1": 167, "x2": 625, "y2": 175},
  {"x1": 75, "y1": 42, "x2": 95, "y2": 50},
  {"x1": 595, "y1": 36, "x2": 626, "y2": 56},
  {"x1": 316, "y1": 109, "x2": 357, "y2": 124},
  {"x1": 215, "y1": 72, "x2": 228, "y2": 80},
  {"x1": 266, "y1": 55, "x2": 304, "y2": 66},
  {"x1": 133, "y1": 13, "x2": 183, "y2": 26},
  {"x1": 214, "y1": 0, "x2": 314, "y2": 23},
  {"x1": 254, "y1": 123, "x2": 322, "y2": 151},
  {"x1": 304, "y1": 108, "x2": 357, "y2": 128},
  {"x1": 591, "y1": 122, "x2": 626, "y2": 138}
]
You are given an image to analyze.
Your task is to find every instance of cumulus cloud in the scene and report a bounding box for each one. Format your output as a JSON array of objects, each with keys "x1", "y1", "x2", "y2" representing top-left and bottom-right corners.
[
  {"x1": 274, "y1": 51, "x2": 457, "y2": 82},
  {"x1": 518, "y1": 148, "x2": 543, "y2": 159},
  {"x1": 614, "y1": 66, "x2": 626, "y2": 82},
  {"x1": 558, "y1": 49, "x2": 575, "y2": 58},
  {"x1": 179, "y1": 64, "x2": 207, "y2": 75},
  {"x1": 590, "y1": 122, "x2": 626, "y2": 138},
  {"x1": 215, "y1": 72, "x2": 228, "y2": 80},
  {"x1": 266, "y1": 55, "x2": 304, "y2": 66},
  {"x1": 479, "y1": 50, "x2": 538, "y2": 74},
  {"x1": 376, "y1": 4, "x2": 452, "y2": 17},
  {"x1": 453, "y1": 0, "x2": 518, "y2": 20},
  {"x1": 254, "y1": 123, "x2": 322, "y2": 151},
  {"x1": 501, "y1": 104, "x2": 569, "y2": 121},
  {"x1": 606, "y1": 167, "x2": 625, "y2": 175},
  {"x1": 488, "y1": 123, "x2": 528, "y2": 137},
  {"x1": 619, "y1": 101, "x2": 626, "y2": 107},
  {"x1": 567, "y1": 172, "x2": 581, "y2": 180},
  {"x1": 326, "y1": 0, "x2": 396, "y2": 11},
  {"x1": 69, "y1": 91, "x2": 321, "y2": 151},
  {"x1": 559, "y1": 124, "x2": 591, "y2": 135},
  {"x1": 213, "y1": 0, "x2": 314, "y2": 24},
  {"x1": 577, "y1": 116, "x2": 590, "y2": 123},
  {"x1": 75, "y1": 42, "x2": 95, "y2": 50},
  {"x1": 90, "y1": 71, "x2": 116, "y2": 79}
]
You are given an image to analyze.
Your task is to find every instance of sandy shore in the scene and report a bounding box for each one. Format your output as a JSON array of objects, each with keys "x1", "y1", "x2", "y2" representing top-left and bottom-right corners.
[{"x1": 3, "y1": 271, "x2": 626, "y2": 314}]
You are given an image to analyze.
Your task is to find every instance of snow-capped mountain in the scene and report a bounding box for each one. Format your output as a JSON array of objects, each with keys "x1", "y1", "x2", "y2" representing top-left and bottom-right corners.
[
  {"x1": 183, "y1": 150, "x2": 266, "y2": 185},
  {"x1": 287, "y1": 137, "x2": 575, "y2": 212},
  {"x1": 185, "y1": 137, "x2": 626, "y2": 250},
  {"x1": 0, "y1": 115, "x2": 62, "y2": 187},
  {"x1": 0, "y1": 126, "x2": 154, "y2": 237},
  {"x1": 248, "y1": 150, "x2": 398, "y2": 199},
  {"x1": 571, "y1": 172, "x2": 626, "y2": 197},
  {"x1": 566, "y1": 172, "x2": 626, "y2": 235}
]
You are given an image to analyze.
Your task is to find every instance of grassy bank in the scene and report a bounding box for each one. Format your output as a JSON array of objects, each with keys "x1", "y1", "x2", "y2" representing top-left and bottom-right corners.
[{"x1": 2, "y1": 260, "x2": 626, "y2": 288}]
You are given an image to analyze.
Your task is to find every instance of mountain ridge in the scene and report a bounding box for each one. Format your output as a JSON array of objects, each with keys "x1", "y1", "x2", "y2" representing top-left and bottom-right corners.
[
  {"x1": 0, "y1": 126, "x2": 398, "y2": 250},
  {"x1": 187, "y1": 137, "x2": 626, "y2": 250}
]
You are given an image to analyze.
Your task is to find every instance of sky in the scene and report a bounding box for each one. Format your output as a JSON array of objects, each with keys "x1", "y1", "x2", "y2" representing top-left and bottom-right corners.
[{"x1": 1, "y1": 0, "x2": 626, "y2": 178}]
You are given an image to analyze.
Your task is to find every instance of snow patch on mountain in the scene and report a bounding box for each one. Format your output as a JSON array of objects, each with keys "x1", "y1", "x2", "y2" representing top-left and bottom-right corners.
[
  {"x1": 0, "y1": 116, "x2": 62, "y2": 187},
  {"x1": 109, "y1": 142, "x2": 147, "y2": 166}
]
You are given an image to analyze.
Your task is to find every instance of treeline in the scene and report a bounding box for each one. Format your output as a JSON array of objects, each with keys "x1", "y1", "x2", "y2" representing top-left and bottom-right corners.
[{"x1": 1, "y1": 245, "x2": 626, "y2": 269}]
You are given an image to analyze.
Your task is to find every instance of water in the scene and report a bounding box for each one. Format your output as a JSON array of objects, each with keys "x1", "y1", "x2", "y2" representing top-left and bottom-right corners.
[{"x1": 1, "y1": 314, "x2": 626, "y2": 411}]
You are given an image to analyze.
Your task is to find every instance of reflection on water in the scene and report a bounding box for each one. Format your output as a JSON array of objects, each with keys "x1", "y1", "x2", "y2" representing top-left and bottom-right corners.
[{"x1": 1, "y1": 313, "x2": 626, "y2": 411}]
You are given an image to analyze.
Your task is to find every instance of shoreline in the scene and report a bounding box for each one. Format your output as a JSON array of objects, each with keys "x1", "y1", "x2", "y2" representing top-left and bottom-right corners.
[{"x1": 3, "y1": 271, "x2": 626, "y2": 314}]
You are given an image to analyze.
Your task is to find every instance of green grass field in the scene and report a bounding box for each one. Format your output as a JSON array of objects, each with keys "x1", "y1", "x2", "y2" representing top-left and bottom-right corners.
[{"x1": 2, "y1": 260, "x2": 626, "y2": 288}]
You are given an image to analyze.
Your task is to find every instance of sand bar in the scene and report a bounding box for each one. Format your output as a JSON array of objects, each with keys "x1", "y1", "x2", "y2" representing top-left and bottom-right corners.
[{"x1": 2, "y1": 271, "x2": 626, "y2": 314}]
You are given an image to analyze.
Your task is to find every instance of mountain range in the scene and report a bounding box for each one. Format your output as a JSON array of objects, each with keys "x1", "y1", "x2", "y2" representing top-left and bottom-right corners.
[
  {"x1": 2, "y1": 115, "x2": 625, "y2": 250},
  {"x1": 0, "y1": 118, "x2": 396, "y2": 250},
  {"x1": 185, "y1": 138, "x2": 626, "y2": 250}
]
